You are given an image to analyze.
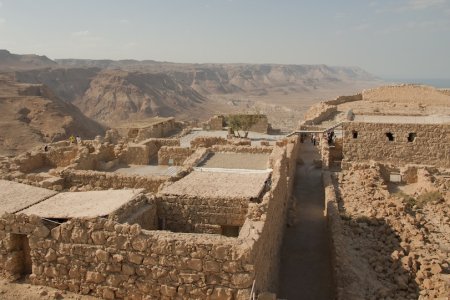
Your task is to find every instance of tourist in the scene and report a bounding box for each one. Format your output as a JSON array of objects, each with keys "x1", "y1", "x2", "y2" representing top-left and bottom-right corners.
[
  {"x1": 69, "y1": 135, "x2": 75, "y2": 144},
  {"x1": 76, "y1": 135, "x2": 81, "y2": 144}
]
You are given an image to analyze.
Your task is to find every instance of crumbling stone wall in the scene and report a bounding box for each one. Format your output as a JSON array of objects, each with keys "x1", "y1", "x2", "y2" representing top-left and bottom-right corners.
[
  {"x1": 203, "y1": 116, "x2": 224, "y2": 130},
  {"x1": 342, "y1": 122, "x2": 450, "y2": 167},
  {"x1": 157, "y1": 147, "x2": 195, "y2": 166},
  {"x1": 301, "y1": 102, "x2": 337, "y2": 125},
  {"x1": 211, "y1": 145, "x2": 273, "y2": 154},
  {"x1": 326, "y1": 94, "x2": 362, "y2": 105},
  {"x1": 60, "y1": 170, "x2": 167, "y2": 193},
  {"x1": 191, "y1": 136, "x2": 228, "y2": 148}
]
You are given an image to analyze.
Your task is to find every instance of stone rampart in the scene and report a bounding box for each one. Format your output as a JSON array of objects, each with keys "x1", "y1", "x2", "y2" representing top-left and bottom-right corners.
[
  {"x1": 301, "y1": 102, "x2": 337, "y2": 126},
  {"x1": 342, "y1": 122, "x2": 450, "y2": 167}
]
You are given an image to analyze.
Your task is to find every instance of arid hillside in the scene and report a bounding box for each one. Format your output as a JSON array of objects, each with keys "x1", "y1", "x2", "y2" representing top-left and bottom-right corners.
[
  {"x1": 0, "y1": 74, "x2": 104, "y2": 156},
  {"x1": 1, "y1": 50, "x2": 382, "y2": 130},
  {"x1": 0, "y1": 49, "x2": 57, "y2": 70}
]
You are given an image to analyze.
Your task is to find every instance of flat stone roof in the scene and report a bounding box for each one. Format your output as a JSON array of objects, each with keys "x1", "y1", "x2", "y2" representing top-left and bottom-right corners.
[
  {"x1": 0, "y1": 180, "x2": 57, "y2": 215},
  {"x1": 354, "y1": 115, "x2": 450, "y2": 124},
  {"x1": 197, "y1": 152, "x2": 270, "y2": 170},
  {"x1": 21, "y1": 189, "x2": 143, "y2": 219},
  {"x1": 160, "y1": 171, "x2": 270, "y2": 199}
]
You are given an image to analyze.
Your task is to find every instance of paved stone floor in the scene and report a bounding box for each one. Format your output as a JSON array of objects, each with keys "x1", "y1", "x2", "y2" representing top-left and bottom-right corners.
[{"x1": 278, "y1": 141, "x2": 335, "y2": 299}]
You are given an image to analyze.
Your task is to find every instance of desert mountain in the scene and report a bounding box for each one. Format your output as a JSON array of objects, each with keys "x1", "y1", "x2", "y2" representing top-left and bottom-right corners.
[
  {"x1": 0, "y1": 49, "x2": 57, "y2": 70},
  {"x1": 0, "y1": 73, "x2": 104, "y2": 156},
  {"x1": 1, "y1": 50, "x2": 381, "y2": 129}
]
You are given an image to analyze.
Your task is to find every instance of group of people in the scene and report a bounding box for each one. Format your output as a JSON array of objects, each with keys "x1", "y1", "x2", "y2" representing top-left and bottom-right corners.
[
  {"x1": 69, "y1": 135, "x2": 82, "y2": 144},
  {"x1": 299, "y1": 131, "x2": 335, "y2": 146}
]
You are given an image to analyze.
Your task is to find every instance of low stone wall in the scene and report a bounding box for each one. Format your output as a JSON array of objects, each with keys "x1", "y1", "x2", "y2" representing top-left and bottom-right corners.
[
  {"x1": 203, "y1": 116, "x2": 224, "y2": 130},
  {"x1": 60, "y1": 170, "x2": 167, "y2": 193},
  {"x1": 158, "y1": 147, "x2": 194, "y2": 166},
  {"x1": 321, "y1": 139, "x2": 343, "y2": 169},
  {"x1": 134, "y1": 118, "x2": 177, "y2": 142},
  {"x1": 342, "y1": 122, "x2": 450, "y2": 168},
  {"x1": 211, "y1": 145, "x2": 273, "y2": 154},
  {"x1": 190, "y1": 136, "x2": 228, "y2": 148},
  {"x1": 326, "y1": 94, "x2": 362, "y2": 106}
]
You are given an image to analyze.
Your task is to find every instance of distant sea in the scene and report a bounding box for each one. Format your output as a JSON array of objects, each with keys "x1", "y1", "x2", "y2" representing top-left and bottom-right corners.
[{"x1": 382, "y1": 78, "x2": 450, "y2": 89}]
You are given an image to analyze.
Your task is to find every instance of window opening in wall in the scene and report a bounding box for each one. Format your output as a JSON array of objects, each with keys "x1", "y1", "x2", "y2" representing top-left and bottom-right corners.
[
  {"x1": 11, "y1": 234, "x2": 32, "y2": 276},
  {"x1": 352, "y1": 130, "x2": 358, "y2": 139},
  {"x1": 407, "y1": 133, "x2": 416, "y2": 142},
  {"x1": 221, "y1": 225, "x2": 240, "y2": 237},
  {"x1": 385, "y1": 132, "x2": 395, "y2": 141}
]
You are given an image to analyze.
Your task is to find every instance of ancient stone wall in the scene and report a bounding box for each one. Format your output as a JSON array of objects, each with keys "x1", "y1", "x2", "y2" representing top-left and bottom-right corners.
[
  {"x1": 0, "y1": 213, "x2": 255, "y2": 299},
  {"x1": 249, "y1": 116, "x2": 269, "y2": 134},
  {"x1": 134, "y1": 118, "x2": 177, "y2": 142},
  {"x1": 326, "y1": 94, "x2": 362, "y2": 106},
  {"x1": 211, "y1": 145, "x2": 273, "y2": 154},
  {"x1": 121, "y1": 143, "x2": 150, "y2": 165},
  {"x1": 342, "y1": 122, "x2": 450, "y2": 167},
  {"x1": 322, "y1": 171, "x2": 362, "y2": 299},
  {"x1": 156, "y1": 195, "x2": 249, "y2": 233},
  {"x1": 301, "y1": 102, "x2": 337, "y2": 126},
  {"x1": 321, "y1": 139, "x2": 343, "y2": 169},
  {"x1": 157, "y1": 147, "x2": 194, "y2": 166},
  {"x1": 190, "y1": 136, "x2": 228, "y2": 148},
  {"x1": 243, "y1": 137, "x2": 300, "y2": 293},
  {"x1": 60, "y1": 170, "x2": 167, "y2": 193},
  {"x1": 362, "y1": 84, "x2": 450, "y2": 105},
  {"x1": 203, "y1": 116, "x2": 224, "y2": 130}
]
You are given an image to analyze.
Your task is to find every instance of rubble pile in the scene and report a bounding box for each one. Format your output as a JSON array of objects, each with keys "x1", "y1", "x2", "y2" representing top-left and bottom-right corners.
[{"x1": 334, "y1": 164, "x2": 450, "y2": 299}]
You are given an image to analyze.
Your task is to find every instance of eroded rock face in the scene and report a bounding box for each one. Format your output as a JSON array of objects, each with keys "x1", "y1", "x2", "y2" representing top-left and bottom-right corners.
[{"x1": 332, "y1": 164, "x2": 450, "y2": 299}]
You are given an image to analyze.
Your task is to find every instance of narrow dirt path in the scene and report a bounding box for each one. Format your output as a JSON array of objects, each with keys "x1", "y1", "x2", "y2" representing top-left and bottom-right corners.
[{"x1": 278, "y1": 141, "x2": 335, "y2": 299}]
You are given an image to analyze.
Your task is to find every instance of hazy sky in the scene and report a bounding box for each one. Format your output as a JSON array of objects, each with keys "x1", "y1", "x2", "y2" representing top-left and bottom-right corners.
[{"x1": 0, "y1": 0, "x2": 449, "y2": 78}]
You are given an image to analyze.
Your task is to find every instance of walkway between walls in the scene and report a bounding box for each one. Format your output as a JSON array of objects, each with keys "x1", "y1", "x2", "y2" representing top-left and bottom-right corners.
[{"x1": 278, "y1": 141, "x2": 335, "y2": 299}]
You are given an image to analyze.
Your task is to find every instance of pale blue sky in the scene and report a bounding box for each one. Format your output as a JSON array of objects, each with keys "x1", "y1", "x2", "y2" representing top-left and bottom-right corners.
[{"x1": 0, "y1": 0, "x2": 449, "y2": 78}]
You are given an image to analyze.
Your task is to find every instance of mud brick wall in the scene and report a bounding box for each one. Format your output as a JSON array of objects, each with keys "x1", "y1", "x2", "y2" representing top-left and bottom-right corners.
[
  {"x1": 157, "y1": 147, "x2": 194, "y2": 166},
  {"x1": 342, "y1": 122, "x2": 450, "y2": 167}
]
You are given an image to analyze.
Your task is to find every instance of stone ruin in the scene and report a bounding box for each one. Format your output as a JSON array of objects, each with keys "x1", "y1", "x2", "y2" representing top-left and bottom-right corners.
[{"x1": 0, "y1": 119, "x2": 300, "y2": 299}]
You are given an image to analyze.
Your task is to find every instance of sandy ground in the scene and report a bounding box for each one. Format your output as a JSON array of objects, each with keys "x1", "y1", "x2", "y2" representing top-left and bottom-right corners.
[
  {"x1": 0, "y1": 278, "x2": 99, "y2": 300},
  {"x1": 198, "y1": 152, "x2": 269, "y2": 170}
]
